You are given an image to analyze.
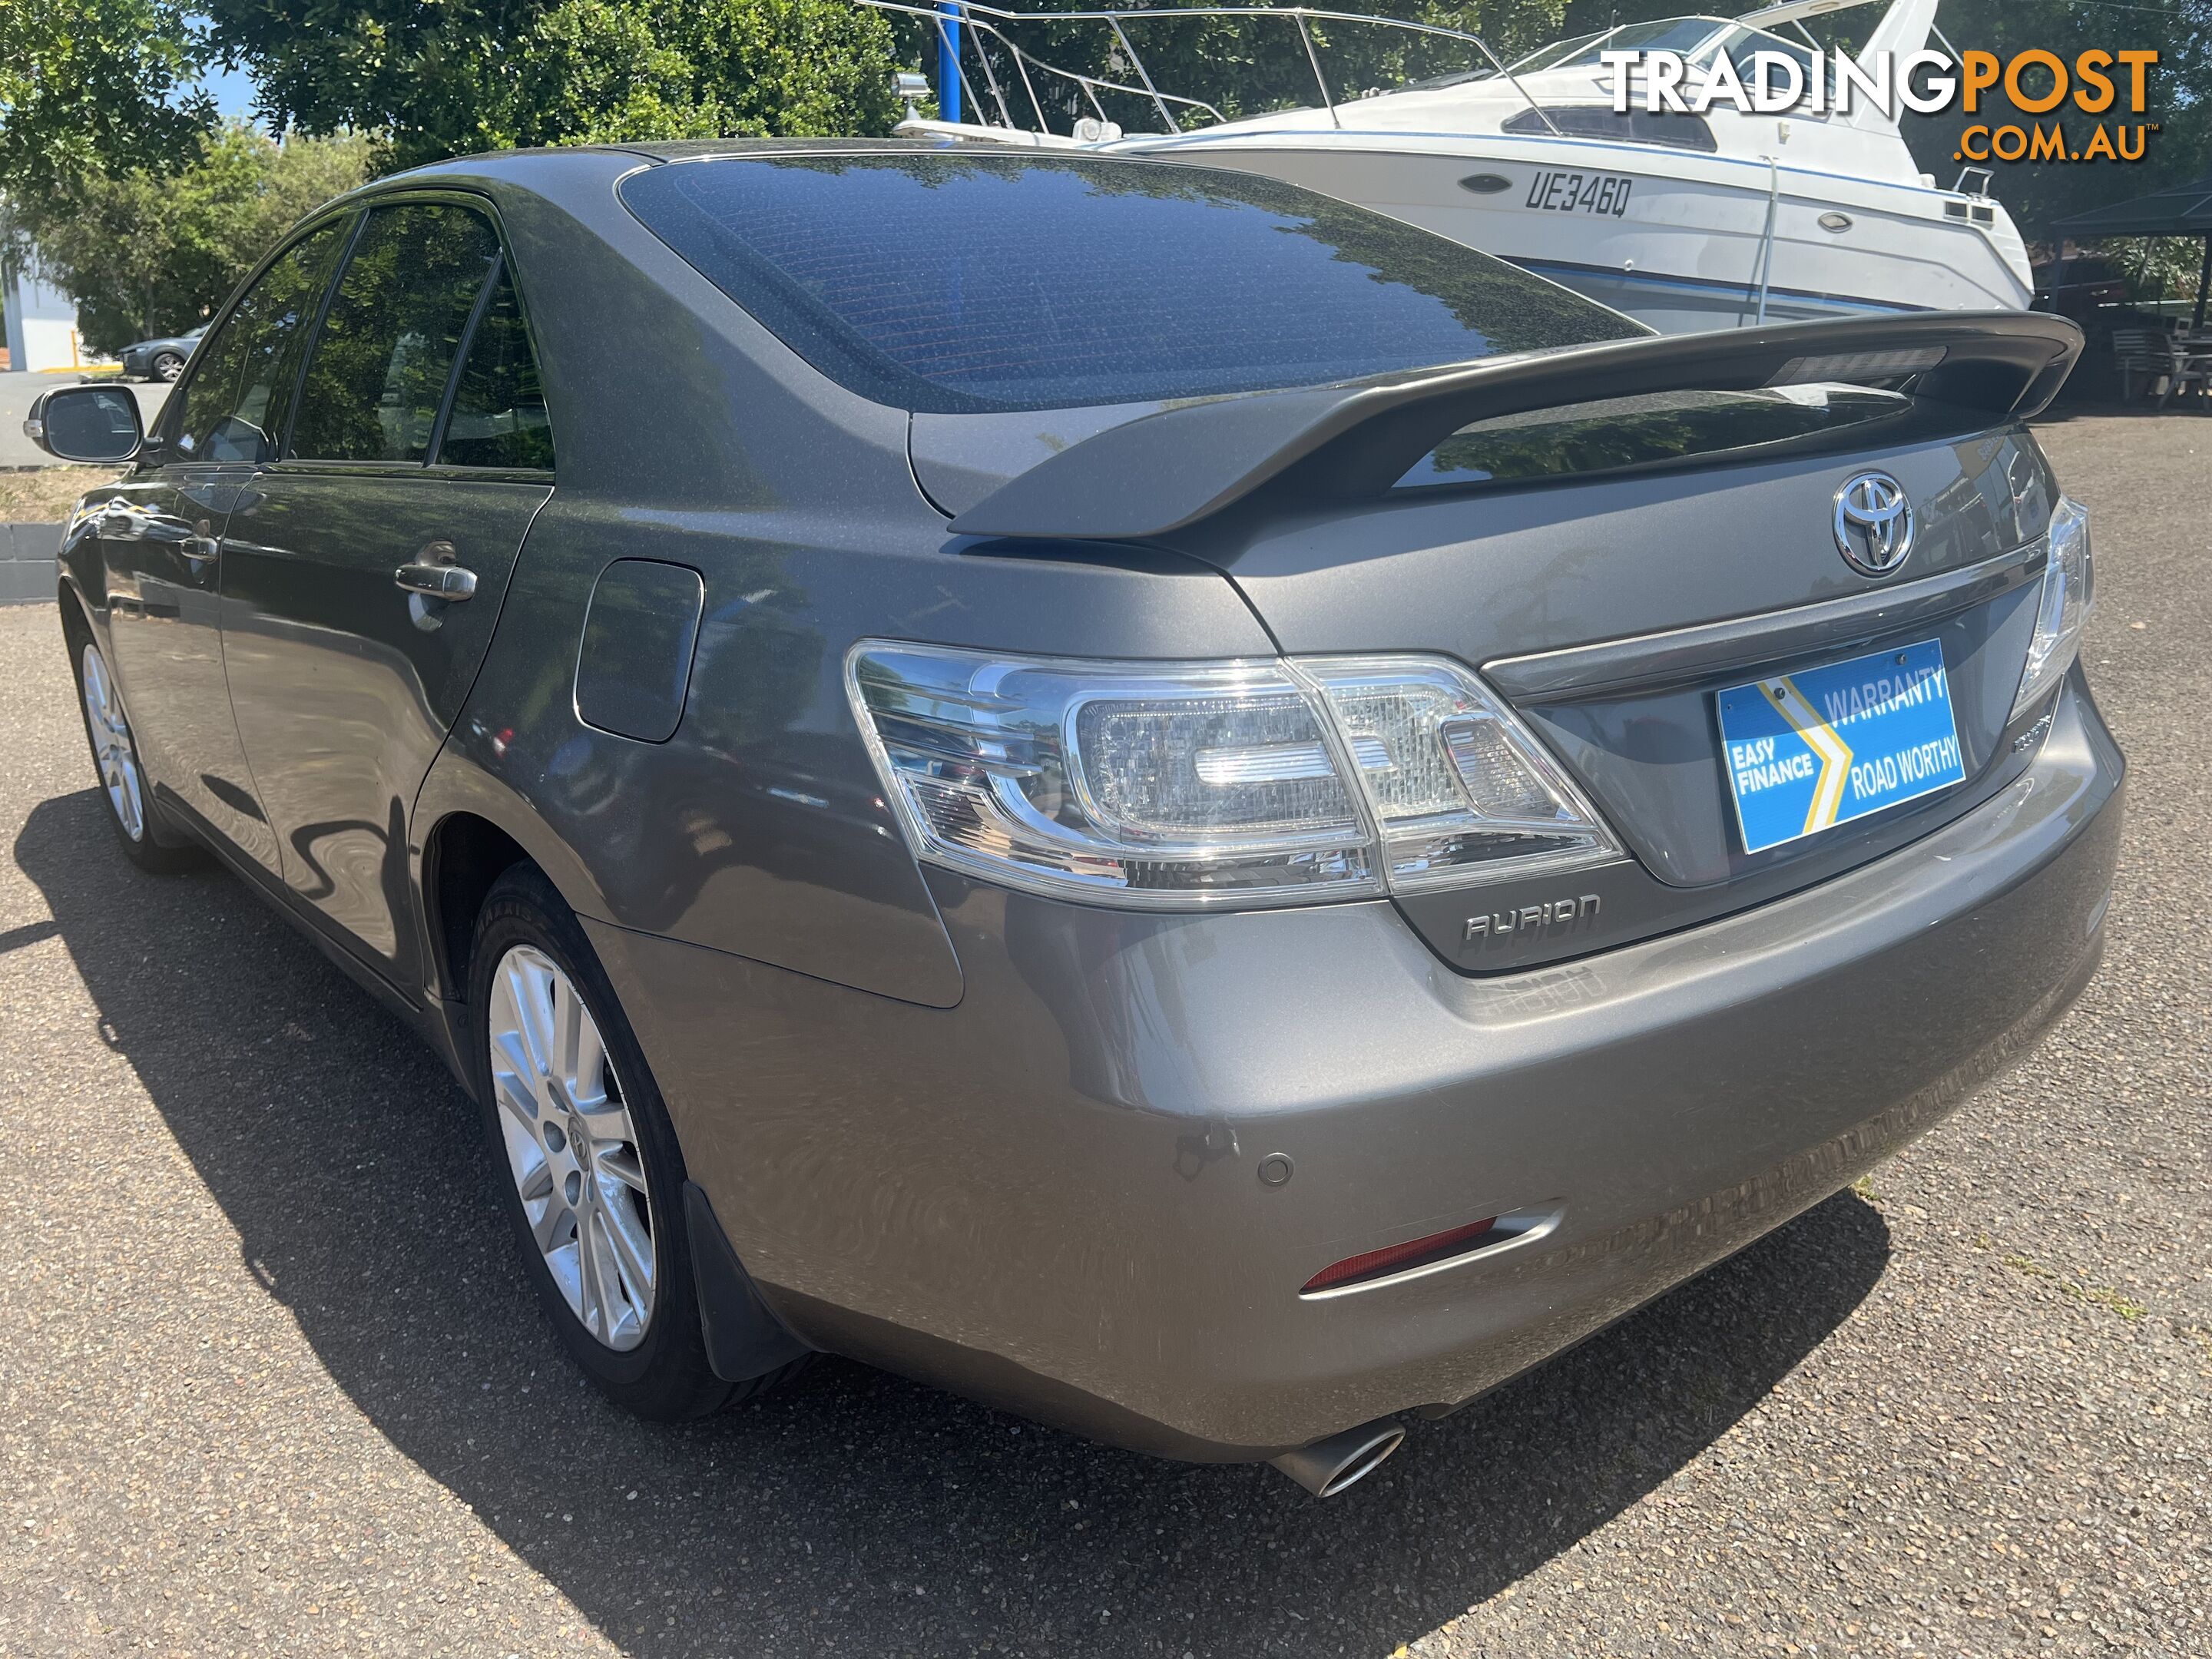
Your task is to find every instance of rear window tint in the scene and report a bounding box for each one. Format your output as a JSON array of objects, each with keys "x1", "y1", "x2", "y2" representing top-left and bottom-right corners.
[
  {"x1": 1396, "y1": 386, "x2": 1912, "y2": 491},
  {"x1": 620, "y1": 153, "x2": 1640, "y2": 413}
]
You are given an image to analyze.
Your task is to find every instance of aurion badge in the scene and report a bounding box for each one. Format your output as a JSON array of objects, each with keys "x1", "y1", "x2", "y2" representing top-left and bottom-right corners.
[{"x1": 1833, "y1": 471, "x2": 1913, "y2": 576}]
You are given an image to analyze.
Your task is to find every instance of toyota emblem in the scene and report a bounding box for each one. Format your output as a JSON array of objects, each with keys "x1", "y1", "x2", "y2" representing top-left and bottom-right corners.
[{"x1": 1833, "y1": 472, "x2": 1914, "y2": 577}]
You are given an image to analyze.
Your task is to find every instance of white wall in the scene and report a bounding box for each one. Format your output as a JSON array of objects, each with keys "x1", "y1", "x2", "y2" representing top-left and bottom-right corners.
[{"x1": 2, "y1": 253, "x2": 91, "y2": 373}]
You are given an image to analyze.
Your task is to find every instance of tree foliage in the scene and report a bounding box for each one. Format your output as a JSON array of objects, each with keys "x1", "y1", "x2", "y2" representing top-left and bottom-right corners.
[
  {"x1": 203, "y1": 0, "x2": 904, "y2": 171},
  {"x1": 18, "y1": 124, "x2": 370, "y2": 354},
  {"x1": 0, "y1": 0, "x2": 210, "y2": 201}
]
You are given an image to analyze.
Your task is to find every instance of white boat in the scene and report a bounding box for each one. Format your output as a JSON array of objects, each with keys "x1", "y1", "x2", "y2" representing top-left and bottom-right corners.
[{"x1": 876, "y1": 0, "x2": 2034, "y2": 334}]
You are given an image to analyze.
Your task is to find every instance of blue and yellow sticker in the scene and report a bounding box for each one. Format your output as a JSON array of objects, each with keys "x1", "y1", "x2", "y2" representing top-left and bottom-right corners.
[{"x1": 1716, "y1": 639, "x2": 1967, "y2": 855}]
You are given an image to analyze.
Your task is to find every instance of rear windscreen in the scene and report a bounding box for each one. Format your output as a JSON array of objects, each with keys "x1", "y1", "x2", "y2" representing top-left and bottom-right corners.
[{"x1": 620, "y1": 153, "x2": 1642, "y2": 413}]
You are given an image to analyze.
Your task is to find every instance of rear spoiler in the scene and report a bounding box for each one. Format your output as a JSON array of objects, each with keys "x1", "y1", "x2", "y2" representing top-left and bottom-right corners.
[{"x1": 948, "y1": 311, "x2": 2082, "y2": 541}]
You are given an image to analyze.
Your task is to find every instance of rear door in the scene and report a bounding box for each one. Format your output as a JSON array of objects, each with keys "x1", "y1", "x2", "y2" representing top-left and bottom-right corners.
[{"x1": 220, "y1": 194, "x2": 555, "y2": 988}]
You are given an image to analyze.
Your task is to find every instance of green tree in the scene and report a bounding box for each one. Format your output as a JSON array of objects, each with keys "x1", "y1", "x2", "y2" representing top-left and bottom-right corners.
[
  {"x1": 203, "y1": 0, "x2": 903, "y2": 171},
  {"x1": 0, "y1": 0, "x2": 210, "y2": 202},
  {"x1": 17, "y1": 124, "x2": 370, "y2": 353}
]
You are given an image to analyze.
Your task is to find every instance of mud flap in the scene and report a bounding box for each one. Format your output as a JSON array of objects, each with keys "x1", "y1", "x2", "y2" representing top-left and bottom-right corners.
[{"x1": 684, "y1": 1181, "x2": 814, "y2": 1382}]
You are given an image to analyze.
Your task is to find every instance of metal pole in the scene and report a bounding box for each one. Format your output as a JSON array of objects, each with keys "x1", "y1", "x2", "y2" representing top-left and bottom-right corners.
[
  {"x1": 1294, "y1": 14, "x2": 1340, "y2": 130},
  {"x1": 1469, "y1": 35, "x2": 1562, "y2": 137},
  {"x1": 1108, "y1": 15, "x2": 1181, "y2": 134},
  {"x1": 2195, "y1": 233, "x2": 2210, "y2": 333},
  {"x1": 937, "y1": 1, "x2": 963, "y2": 122},
  {"x1": 1001, "y1": 34, "x2": 1050, "y2": 132},
  {"x1": 1753, "y1": 158, "x2": 1780, "y2": 326},
  {"x1": 970, "y1": 22, "x2": 1014, "y2": 127}
]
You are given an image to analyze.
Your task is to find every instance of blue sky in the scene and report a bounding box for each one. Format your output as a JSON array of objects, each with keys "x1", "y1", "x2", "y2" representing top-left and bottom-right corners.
[{"x1": 197, "y1": 60, "x2": 261, "y2": 123}]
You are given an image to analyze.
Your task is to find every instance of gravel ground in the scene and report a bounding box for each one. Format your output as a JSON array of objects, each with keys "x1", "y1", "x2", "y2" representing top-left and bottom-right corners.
[
  {"x1": 0, "y1": 412, "x2": 2204, "y2": 1659},
  {"x1": 0, "y1": 466, "x2": 125, "y2": 525}
]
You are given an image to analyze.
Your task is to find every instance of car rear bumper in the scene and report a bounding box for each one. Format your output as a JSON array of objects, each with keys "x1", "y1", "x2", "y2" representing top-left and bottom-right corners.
[{"x1": 588, "y1": 668, "x2": 2122, "y2": 1460}]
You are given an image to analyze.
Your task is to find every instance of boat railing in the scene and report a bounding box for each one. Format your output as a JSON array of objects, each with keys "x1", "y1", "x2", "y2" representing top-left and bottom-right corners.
[
  {"x1": 853, "y1": 0, "x2": 1566, "y2": 140},
  {"x1": 865, "y1": 0, "x2": 1227, "y2": 132}
]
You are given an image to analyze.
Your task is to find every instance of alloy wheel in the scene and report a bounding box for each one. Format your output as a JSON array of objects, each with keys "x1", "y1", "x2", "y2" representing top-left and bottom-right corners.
[
  {"x1": 486, "y1": 945, "x2": 657, "y2": 1350},
  {"x1": 80, "y1": 642, "x2": 145, "y2": 843}
]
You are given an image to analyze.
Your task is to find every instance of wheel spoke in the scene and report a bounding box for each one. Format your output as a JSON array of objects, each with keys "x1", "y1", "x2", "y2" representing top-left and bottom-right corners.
[
  {"x1": 596, "y1": 1190, "x2": 655, "y2": 1303},
  {"x1": 531, "y1": 1197, "x2": 575, "y2": 1260},
  {"x1": 515, "y1": 1159, "x2": 555, "y2": 1204},
  {"x1": 569, "y1": 1030, "x2": 608, "y2": 1112},
  {"x1": 551, "y1": 975, "x2": 584, "y2": 1086},
  {"x1": 506, "y1": 958, "x2": 555, "y2": 1086},
  {"x1": 491, "y1": 1032, "x2": 541, "y2": 1119},
  {"x1": 576, "y1": 1091, "x2": 634, "y2": 1144},
  {"x1": 576, "y1": 1208, "x2": 610, "y2": 1340},
  {"x1": 592, "y1": 1142, "x2": 648, "y2": 1196}
]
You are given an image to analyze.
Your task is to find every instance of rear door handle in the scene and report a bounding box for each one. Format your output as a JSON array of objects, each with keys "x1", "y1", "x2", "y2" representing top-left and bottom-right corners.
[{"x1": 393, "y1": 540, "x2": 475, "y2": 601}]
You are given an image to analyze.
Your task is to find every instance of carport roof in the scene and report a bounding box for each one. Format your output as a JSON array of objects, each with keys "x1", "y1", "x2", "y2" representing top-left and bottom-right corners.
[{"x1": 2052, "y1": 171, "x2": 2212, "y2": 237}]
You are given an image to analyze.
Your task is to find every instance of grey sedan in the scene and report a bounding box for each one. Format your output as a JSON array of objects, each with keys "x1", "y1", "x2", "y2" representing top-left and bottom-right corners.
[{"x1": 22, "y1": 141, "x2": 2119, "y2": 1498}]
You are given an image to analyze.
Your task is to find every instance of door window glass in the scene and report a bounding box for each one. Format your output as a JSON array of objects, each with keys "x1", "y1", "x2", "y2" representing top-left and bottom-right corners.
[
  {"x1": 167, "y1": 221, "x2": 350, "y2": 464},
  {"x1": 290, "y1": 203, "x2": 501, "y2": 462},
  {"x1": 218, "y1": 219, "x2": 352, "y2": 462},
  {"x1": 436, "y1": 265, "x2": 555, "y2": 470},
  {"x1": 166, "y1": 320, "x2": 255, "y2": 464}
]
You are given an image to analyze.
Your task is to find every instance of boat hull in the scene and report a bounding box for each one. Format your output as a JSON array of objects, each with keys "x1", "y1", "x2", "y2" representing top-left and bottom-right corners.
[{"x1": 1113, "y1": 134, "x2": 2033, "y2": 334}]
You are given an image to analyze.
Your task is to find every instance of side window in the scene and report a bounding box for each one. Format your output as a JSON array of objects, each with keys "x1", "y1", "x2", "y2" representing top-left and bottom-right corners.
[
  {"x1": 435, "y1": 264, "x2": 555, "y2": 470},
  {"x1": 165, "y1": 321, "x2": 254, "y2": 464},
  {"x1": 1502, "y1": 106, "x2": 1717, "y2": 153},
  {"x1": 289, "y1": 203, "x2": 501, "y2": 463},
  {"x1": 166, "y1": 221, "x2": 349, "y2": 464},
  {"x1": 216, "y1": 219, "x2": 352, "y2": 462}
]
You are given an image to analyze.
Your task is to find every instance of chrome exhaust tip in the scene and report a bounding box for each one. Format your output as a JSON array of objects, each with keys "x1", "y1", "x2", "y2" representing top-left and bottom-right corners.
[{"x1": 1267, "y1": 1418, "x2": 1406, "y2": 1498}]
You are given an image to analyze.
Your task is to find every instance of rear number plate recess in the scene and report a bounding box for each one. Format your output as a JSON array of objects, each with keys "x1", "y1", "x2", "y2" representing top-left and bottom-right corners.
[{"x1": 1717, "y1": 638, "x2": 1966, "y2": 855}]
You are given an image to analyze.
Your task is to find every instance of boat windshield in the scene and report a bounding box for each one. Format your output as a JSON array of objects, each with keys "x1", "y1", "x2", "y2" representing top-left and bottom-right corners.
[
  {"x1": 1510, "y1": 18, "x2": 1734, "y2": 72},
  {"x1": 1710, "y1": 26, "x2": 1827, "y2": 94},
  {"x1": 1508, "y1": 18, "x2": 1827, "y2": 104}
]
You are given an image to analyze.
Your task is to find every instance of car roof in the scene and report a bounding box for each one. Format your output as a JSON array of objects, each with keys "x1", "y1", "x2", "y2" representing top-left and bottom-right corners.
[{"x1": 376, "y1": 135, "x2": 1001, "y2": 183}]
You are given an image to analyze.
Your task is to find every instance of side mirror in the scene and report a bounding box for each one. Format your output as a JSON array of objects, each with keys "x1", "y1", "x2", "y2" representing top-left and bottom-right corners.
[{"x1": 24, "y1": 385, "x2": 144, "y2": 464}]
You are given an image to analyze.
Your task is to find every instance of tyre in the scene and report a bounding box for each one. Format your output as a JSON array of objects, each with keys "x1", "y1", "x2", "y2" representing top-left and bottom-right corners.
[
  {"x1": 468, "y1": 864, "x2": 803, "y2": 1419},
  {"x1": 151, "y1": 351, "x2": 185, "y2": 382},
  {"x1": 69, "y1": 634, "x2": 203, "y2": 873}
]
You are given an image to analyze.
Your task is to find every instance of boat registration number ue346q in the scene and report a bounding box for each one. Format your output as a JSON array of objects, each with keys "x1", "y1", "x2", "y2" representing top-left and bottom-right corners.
[
  {"x1": 1716, "y1": 639, "x2": 1968, "y2": 856},
  {"x1": 1526, "y1": 171, "x2": 1634, "y2": 217}
]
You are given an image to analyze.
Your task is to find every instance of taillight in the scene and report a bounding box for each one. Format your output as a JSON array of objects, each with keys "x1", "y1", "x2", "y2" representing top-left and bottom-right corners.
[
  {"x1": 2012, "y1": 495, "x2": 2093, "y2": 720},
  {"x1": 846, "y1": 644, "x2": 1619, "y2": 910}
]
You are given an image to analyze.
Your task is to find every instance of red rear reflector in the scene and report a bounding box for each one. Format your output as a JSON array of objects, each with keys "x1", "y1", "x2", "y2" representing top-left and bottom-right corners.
[{"x1": 1301, "y1": 1216, "x2": 1500, "y2": 1294}]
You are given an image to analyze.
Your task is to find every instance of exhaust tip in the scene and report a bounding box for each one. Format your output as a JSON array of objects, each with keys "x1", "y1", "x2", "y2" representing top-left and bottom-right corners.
[{"x1": 1267, "y1": 1418, "x2": 1406, "y2": 1498}]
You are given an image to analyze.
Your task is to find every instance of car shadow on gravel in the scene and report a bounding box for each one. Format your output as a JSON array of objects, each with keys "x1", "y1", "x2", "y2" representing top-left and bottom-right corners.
[{"x1": 21, "y1": 789, "x2": 1892, "y2": 1658}]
